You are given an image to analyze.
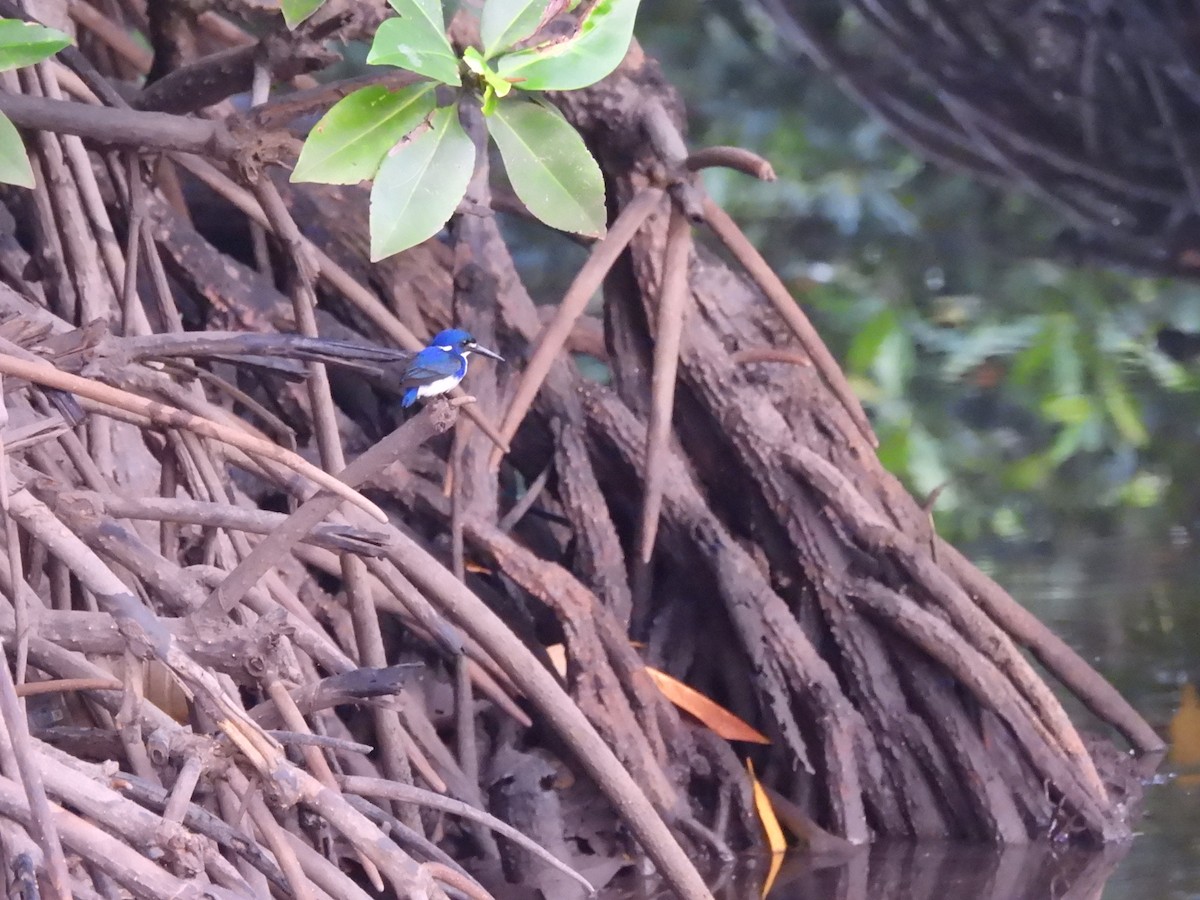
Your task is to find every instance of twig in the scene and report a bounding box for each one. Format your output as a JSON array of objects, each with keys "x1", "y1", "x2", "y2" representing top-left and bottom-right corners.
[
  {"x1": 67, "y1": 0, "x2": 153, "y2": 72},
  {"x1": 266, "y1": 731, "x2": 373, "y2": 755},
  {"x1": 339, "y1": 775, "x2": 594, "y2": 895},
  {"x1": 248, "y1": 70, "x2": 424, "y2": 130},
  {"x1": 15, "y1": 678, "x2": 122, "y2": 697},
  {"x1": 497, "y1": 464, "x2": 551, "y2": 532},
  {"x1": 685, "y1": 146, "x2": 777, "y2": 180},
  {"x1": 0, "y1": 643, "x2": 71, "y2": 898},
  {"x1": 637, "y1": 205, "x2": 693, "y2": 563},
  {"x1": 731, "y1": 347, "x2": 814, "y2": 367},
  {"x1": 71, "y1": 491, "x2": 387, "y2": 555}
]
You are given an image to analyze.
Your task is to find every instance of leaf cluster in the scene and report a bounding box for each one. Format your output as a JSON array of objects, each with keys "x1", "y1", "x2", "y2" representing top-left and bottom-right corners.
[
  {"x1": 0, "y1": 19, "x2": 72, "y2": 188},
  {"x1": 290, "y1": 0, "x2": 640, "y2": 260}
]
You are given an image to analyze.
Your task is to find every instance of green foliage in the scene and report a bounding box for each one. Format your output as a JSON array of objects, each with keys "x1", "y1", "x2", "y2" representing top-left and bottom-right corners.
[
  {"x1": 291, "y1": 83, "x2": 436, "y2": 184},
  {"x1": 367, "y1": 0, "x2": 461, "y2": 86},
  {"x1": 488, "y1": 99, "x2": 605, "y2": 236},
  {"x1": 293, "y1": 0, "x2": 640, "y2": 257},
  {"x1": 0, "y1": 19, "x2": 70, "y2": 71},
  {"x1": 496, "y1": 0, "x2": 640, "y2": 90},
  {"x1": 0, "y1": 18, "x2": 71, "y2": 189},
  {"x1": 0, "y1": 112, "x2": 32, "y2": 188},
  {"x1": 634, "y1": 2, "x2": 1200, "y2": 543},
  {"x1": 280, "y1": 0, "x2": 326, "y2": 29},
  {"x1": 481, "y1": 0, "x2": 549, "y2": 58},
  {"x1": 462, "y1": 47, "x2": 512, "y2": 114},
  {"x1": 369, "y1": 105, "x2": 475, "y2": 261}
]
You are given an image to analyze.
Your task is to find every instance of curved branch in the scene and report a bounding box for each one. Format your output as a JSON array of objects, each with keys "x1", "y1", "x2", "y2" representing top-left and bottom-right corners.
[
  {"x1": 338, "y1": 775, "x2": 594, "y2": 895},
  {"x1": 0, "y1": 92, "x2": 233, "y2": 157},
  {"x1": 0, "y1": 352, "x2": 388, "y2": 523}
]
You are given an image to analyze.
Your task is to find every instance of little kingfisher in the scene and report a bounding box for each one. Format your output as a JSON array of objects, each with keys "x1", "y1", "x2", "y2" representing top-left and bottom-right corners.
[{"x1": 400, "y1": 328, "x2": 504, "y2": 407}]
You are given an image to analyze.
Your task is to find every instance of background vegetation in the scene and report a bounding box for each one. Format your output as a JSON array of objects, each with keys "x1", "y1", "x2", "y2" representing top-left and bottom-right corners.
[{"x1": 633, "y1": 2, "x2": 1200, "y2": 544}]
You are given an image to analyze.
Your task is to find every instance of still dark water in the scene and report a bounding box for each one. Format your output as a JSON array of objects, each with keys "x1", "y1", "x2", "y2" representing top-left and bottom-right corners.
[
  {"x1": 976, "y1": 533, "x2": 1200, "y2": 900},
  {"x1": 753, "y1": 532, "x2": 1200, "y2": 900},
  {"x1": 607, "y1": 532, "x2": 1200, "y2": 899}
]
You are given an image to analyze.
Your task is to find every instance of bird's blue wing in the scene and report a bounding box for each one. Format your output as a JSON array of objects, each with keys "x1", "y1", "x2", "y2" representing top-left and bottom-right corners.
[
  {"x1": 399, "y1": 349, "x2": 467, "y2": 407},
  {"x1": 401, "y1": 348, "x2": 465, "y2": 384}
]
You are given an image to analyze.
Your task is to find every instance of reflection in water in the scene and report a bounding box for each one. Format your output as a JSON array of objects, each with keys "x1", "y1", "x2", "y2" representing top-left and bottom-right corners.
[
  {"x1": 762, "y1": 842, "x2": 1130, "y2": 900},
  {"x1": 602, "y1": 536, "x2": 1197, "y2": 899},
  {"x1": 610, "y1": 842, "x2": 1131, "y2": 899},
  {"x1": 1170, "y1": 684, "x2": 1200, "y2": 788}
]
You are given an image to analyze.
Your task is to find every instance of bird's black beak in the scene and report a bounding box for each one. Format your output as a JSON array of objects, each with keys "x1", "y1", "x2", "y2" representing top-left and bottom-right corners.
[{"x1": 472, "y1": 344, "x2": 504, "y2": 363}]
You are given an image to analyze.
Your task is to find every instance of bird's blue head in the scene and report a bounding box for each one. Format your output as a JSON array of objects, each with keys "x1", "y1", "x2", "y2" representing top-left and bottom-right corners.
[{"x1": 428, "y1": 329, "x2": 503, "y2": 361}]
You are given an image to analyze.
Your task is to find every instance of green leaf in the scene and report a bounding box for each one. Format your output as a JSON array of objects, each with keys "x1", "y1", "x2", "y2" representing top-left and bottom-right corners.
[
  {"x1": 489, "y1": 98, "x2": 604, "y2": 235},
  {"x1": 369, "y1": 104, "x2": 475, "y2": 260},
  {"x1": 481, "y1": 84, "x2": 499, "y2": 116},
  {"x1": 0, "y1": 19, "x2": 70, "y2": 72},
  {"x1": 1098, "y1": 368, "x2": 1148, "y2": 446},
  {"x1": 480, "y1": 0, "x2": 549, "y2": 58},
  {"x1": 292, "y1": 83, "x2": 436, "y2": 185},
  {"x1": 497, "y1": 0, "x2": 640, "y2": 91},
  {"x1": 366, "y1": 0, "x2": 461, "y2": 86},
  {"x1": 281, "y1": 0, "x2": 326, "y2": 28},
  {"x1": 463, "y1": 46, "x2": 514, "y2": 103},
  {"x1": 0, "y1": 111, "x2": 32, "y2": 188},
  {"x1": 847, "y1": 307, "x2": 898, "y2": 376},
  {"x1": 1040, "y1": 394, "x2": 1092, "y2": 425}
]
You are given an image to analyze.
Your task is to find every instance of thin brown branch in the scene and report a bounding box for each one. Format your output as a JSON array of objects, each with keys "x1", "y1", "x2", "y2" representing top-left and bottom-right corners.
[
  {"x1": 638, "y1": 205, "x2": 693, "y2": 562},
  {"x1": 338, "y1": 775, "x2": 594, "y2": 894},
  {"x1": 488, "y1": 187, "x2": 665, "y2": 471},
  {"x1": 731, "y1": 347, "x2": 815, "y2": 367},
  {"x1": 702, "y1": 196, "x2": 878, "y2": 448},
  {"x1": 0, "y1": 92, "x2": 235, "y2": 157},
  {"x1": 204, "y1": 403, "x2": 456, "y2": 614},
  {"x1": 0, "y1": 351, "x2": 387, "y2": 523},
  {"x1": 686, "y1": 146, "x2": 777, "y2": 180}
]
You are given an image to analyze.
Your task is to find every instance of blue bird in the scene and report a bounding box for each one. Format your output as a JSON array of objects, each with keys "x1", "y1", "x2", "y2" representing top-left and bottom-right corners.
[{"x1": 400, "y1": 328, "x2": 504, "y2": 408}]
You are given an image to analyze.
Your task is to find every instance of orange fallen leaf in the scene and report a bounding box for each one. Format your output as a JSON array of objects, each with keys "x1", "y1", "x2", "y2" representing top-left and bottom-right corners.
[
  {"x1": 1171, "y1": 683, "x2": 1200, "y2": 787},
  {"x1": 545, "y1": 644, "x2": 567, "y2": 678},
  {"x1": 747, "y1": 759, "x2": 785, "y2": 897},
  {"x1": 645, "y1": 667, "x2": 770, "y2": 744},
  {"x1": 464, "y1": 561, "x2": 493, "y2": 575}
]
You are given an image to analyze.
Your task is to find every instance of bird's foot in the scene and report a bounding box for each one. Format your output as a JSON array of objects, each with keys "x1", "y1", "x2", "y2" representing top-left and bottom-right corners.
[{"x1": 429, "y1": 394, "x2": 473, "y2": 430}]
